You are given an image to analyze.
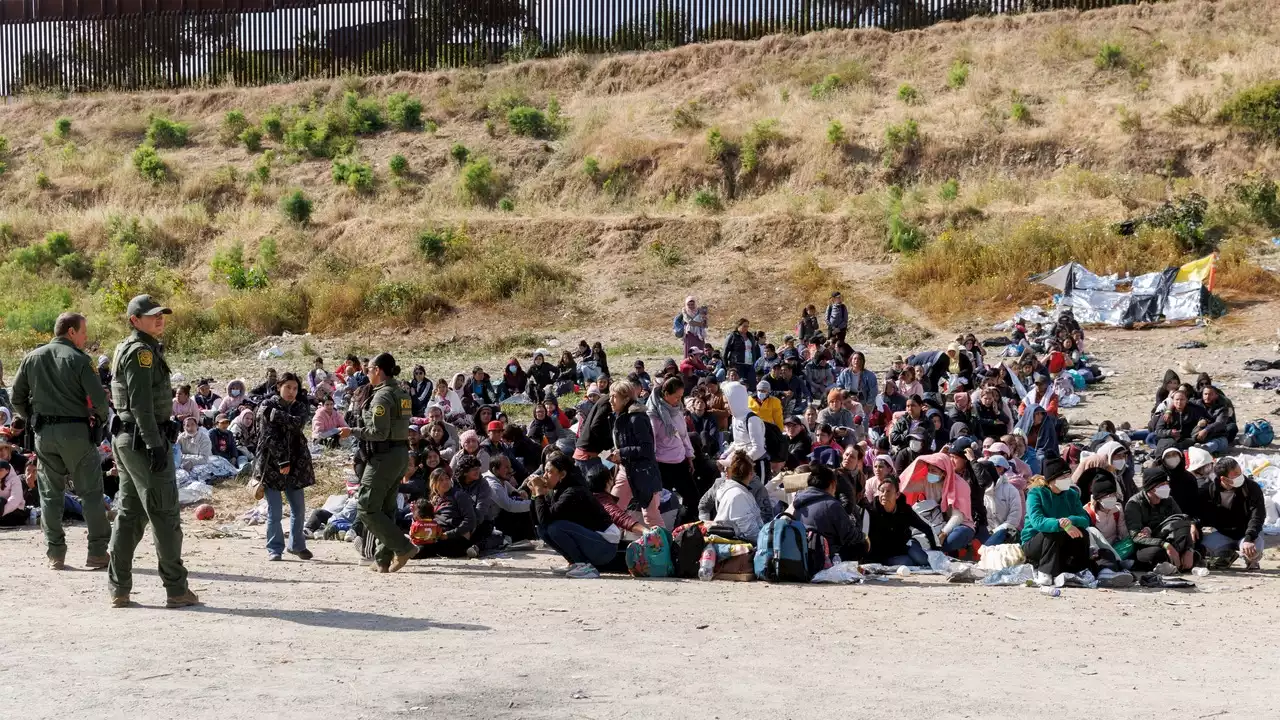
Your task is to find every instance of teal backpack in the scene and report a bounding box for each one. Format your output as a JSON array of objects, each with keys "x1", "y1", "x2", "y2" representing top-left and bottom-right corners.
[
  {"x1": 1243, "y1": 420, "x2": 1274, "y2": 448},
  {"x1": 626, "y1": 526, "x2": 674, "y2": 578}
]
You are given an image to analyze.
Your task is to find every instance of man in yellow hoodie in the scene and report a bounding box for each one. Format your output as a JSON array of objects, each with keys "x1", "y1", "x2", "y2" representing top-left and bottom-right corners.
[{"x1": 749, "y1": 380, "x2": 784, "y2": 431}]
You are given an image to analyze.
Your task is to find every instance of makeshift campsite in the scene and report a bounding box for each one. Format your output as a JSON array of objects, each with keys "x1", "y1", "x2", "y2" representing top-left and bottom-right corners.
[{"x1": 1029, "y1": 254, "x2": 1221, "y2": 326}]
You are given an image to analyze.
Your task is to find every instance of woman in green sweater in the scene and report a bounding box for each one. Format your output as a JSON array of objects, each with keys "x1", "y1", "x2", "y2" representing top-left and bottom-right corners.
[{"x1": 1020, "y1": 458, "x2": 1093, "y2": 586}]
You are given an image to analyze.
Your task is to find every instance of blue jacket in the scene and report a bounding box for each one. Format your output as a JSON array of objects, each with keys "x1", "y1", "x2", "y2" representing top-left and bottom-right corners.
[
  {"x1": 836, "y1": 368, "x2": 878, "y2": 403},
  {"x1": 792, "y1": 487, "x2": 864, "y2": 559}
]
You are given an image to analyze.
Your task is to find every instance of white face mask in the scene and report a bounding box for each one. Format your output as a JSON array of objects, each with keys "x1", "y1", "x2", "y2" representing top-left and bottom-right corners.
[
  {"x1": 1154, "y1": 485, "x2": 1171, "y2": 500},
  {"x1": 1229, "y1": 474, "x2": 1245, "y2": 488},
  {"x1": 926, "y1": 472, "x2": 943, "y2": 484},
  {"x1": 231, "y1": 389, "x2": 241, "y2": 397},
  {"x1": 909, "y1": 440, "x2": 923, "y2": 453},
  {"x1": 1111, "y1": 458, "x2": 1126, "y2": 471},
  {"x1": 756, "y1": 392, "x2": 769, "y2": 401},
  {"x1": 1054, "y1": 477, "x2": 1073, "y2": 492},
  {"x1": 1099, "y1": 497, "x2": 1119, "y2": 511},
  {"x1": 1163, "y1": 456, "x2": 1180, "y2": 469}
]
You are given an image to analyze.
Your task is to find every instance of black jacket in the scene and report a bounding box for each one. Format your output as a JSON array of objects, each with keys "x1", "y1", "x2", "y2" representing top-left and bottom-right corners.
[
  {"x1": 435, "y1": 485, "x2": 477, "y2": 540},
  {"x1": 1124, "y1": 472, "x2": 1183, "y2": 549},
  {"x1": 574, "y1": 396, "x2": 613, "y2": 454},
  {"x1": 792, "y1": 487, "x2": 865, "y2": 561},
  {"x1": 866, "y1": 497, "x2": 938, "y2": 562},
  {"x1": 1154, "y1": 404, "x2": 1209, "y2": 450},
  {"x1": 527, "y1": 361, "x2": 559, "y2": 390},
  {"x1": 1197, "y1": 395, "x2": 1238, "y2": 443},
  {"x1": 975, "y1": 401, "x2": 1008, "y2": 440},
  {"x1": 786, "y1": 429, "x2": 813, "y2": 470},
  {"x1": 722, "y1": 331, "x2": 757, "y2": 366},
  {"x1": 533, "y1": 481, "x2": 612, "y2": 532},
  {"x1": 612, "y1": 401, "x2": 662, "y2": 508},
  {"x1": 1198, "y1": 478, "x2": 1265, "y2": 543}
]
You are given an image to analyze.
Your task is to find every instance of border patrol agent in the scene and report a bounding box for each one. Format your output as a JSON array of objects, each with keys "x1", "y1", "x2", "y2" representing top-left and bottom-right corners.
[
  {"x1": 107, "y1": 295, "x2": 200, "y2": 609},
  {"x1": 341, "y1": 352, "x2": 416, "y2": 573},
  {"x1": 10, "y1": 312, "x2": 110, "y2": 569}
]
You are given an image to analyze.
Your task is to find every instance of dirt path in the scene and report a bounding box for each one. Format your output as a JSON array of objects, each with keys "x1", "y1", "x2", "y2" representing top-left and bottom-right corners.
[{"x1": 3, "y1": 525, "x2": 1279, "y2": 720}]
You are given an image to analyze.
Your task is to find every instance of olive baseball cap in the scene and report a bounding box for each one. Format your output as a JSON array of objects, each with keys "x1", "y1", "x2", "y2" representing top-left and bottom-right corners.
[{"x1": 126, "y1": 294, "x2": 172, "y2": 318}]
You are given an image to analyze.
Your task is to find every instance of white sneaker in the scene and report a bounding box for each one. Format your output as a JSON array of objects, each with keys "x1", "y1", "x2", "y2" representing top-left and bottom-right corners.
[
  {"x1": 565, "y1": 563, "x2": 600, "y2": 579},
  {"x1": 1097, "y1": 569, "x2": 1135, "y2": 588},
  {"x1": 550, "y1": 564, "x2": 571, "y2": 576},
  {"x1": 1034, "y1": 571, "x2": 1054, "y2": 587},
  {"x1": 1153, "y1": 562, "x2": 1177, "y2": 575}
]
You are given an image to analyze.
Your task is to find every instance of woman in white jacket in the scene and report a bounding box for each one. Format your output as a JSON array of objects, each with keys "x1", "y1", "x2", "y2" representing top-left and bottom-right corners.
[
  {"x1": 721, "y1": 381, "x2": 769, "y2": 481},
  {"x1": 982, "y1": 455, "x2": 1024, "y2": 545},
  {"x1": 712, "y1": 451, "x2": 764, "y2": 540},
  {"x1": 177, "y1": 416, "x2": 212, "y2": 470}
]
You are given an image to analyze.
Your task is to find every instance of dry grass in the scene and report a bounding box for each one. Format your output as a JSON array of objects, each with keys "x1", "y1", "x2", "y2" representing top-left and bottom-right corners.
[{"x1": 0, "y1": 0, "x2": 1279, "y2": 351}]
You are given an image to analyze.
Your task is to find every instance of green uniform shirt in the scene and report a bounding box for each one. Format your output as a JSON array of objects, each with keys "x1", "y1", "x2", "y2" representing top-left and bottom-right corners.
[
  {"x1": 11, "y1": 337, "x2": 109, "y2": 426},
  {"x1": 351, "y1": 381, "x2": 411, "y2": 443},
  {"x1": 110, "y1": 329, "x2": 173, "y2": 450}
]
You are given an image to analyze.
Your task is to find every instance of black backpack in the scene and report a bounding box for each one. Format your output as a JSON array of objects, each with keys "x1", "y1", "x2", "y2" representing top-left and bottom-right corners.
[
  {"x1": 746, "y1": 412, "x2": 788, "y2": 463},
  {"x1": 672, "y1": 523, "x2": 707, "y2": 579}
]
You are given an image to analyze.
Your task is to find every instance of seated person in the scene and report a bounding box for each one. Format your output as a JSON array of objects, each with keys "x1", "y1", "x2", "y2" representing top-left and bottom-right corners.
[
  {"x1": 1198, "y1": 457, "x2": 1265, "y2": 570},
  {"x1": 177, "y1": 416, "x2": 212, "y2": 470},
  {"x1": 791, "y1": 464, "x2": 868, "y2": 562},
  {"x1": 416, "y1": 468, "x2": 476, "y2": 559},
  {"x1": 865, "y1": 476, "x2": 937, "y2": 566},
  {"x1": 863, "y1": 453, "x2": 896, "y2": 504},
  {"x1": 981, "y1": 455, "x2": 1024, "y2": 545},
  {"x1": 172, "y1": 384, "x2": 201, "y2": 425},
  {"x1": 1194, "y1": 385, "x2": 1238, "y2": 455},
  {"x1": 1153, "y1": 388, "x2": 1209, "y2": 453},
  {"x1": 483, "y1": 455, "x2": 536, "y2": 543},
  {"x1": 1084, "y1": 477, "x2": 1128, "y2": 568},
  {"x1": 1125, "y1": 467, "x2": 1194, "y2": 573},
  {"x1": 782, "y1": 415, "x2": 813, "y2": 470},
  {"x1": 749, "y1": 381, "x2": 784, "y2": 431},
  {"x1": 208, "y1": 414, "x2": 240, "y2": 467},
  {"x1": 588, "y1": 463, "x2": 647, "y2": 540},
  {"x1": 1020, "y1": 459, "x2": 1093, "y2": 586},
  {"x1": 898, "y1": 452, "x2": 975, "y2": 556},
  {"x1": 0, "y1": 459, "x2": 29, "y2": 527},
  {"x1": 455, "y1": 456, "x2": 500, "y2": 557},
  {"x1": 711, "y1": 451, "x2": 764, "y2": 540},
  {"x1": 530, "y1": 453, "x2": 617, "y2": 577},
  {"x1": 449, "y1": 430, "x2": 491, "y2": 475},
  {"x1": 407, "y1": 498, "x2": 441, "y2": 547},
  {"x1": 311, "y1": 397, "x2": 348, "y2": 447},
  {"x1": 808, "y1": 423, "x2": 841, "y2": 467}
]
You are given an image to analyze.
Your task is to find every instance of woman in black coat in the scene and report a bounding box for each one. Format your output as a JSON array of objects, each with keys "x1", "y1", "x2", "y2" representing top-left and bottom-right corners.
[
  {"x1": 256, "y1": 372, "x2": 315, "y2": 561},
  {"x1": 605, "y1": 381, "x2": 663, "y2": 526}
]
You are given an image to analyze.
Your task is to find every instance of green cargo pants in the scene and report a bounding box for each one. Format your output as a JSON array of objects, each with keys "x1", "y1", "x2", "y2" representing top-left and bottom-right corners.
[
  {"x1": 356, "y1": 448, "x2": 412, "y2": 567},
  {"x1": 34, "y1": 423, "x2": 109, "y2": 560},
  {"x1": 107, "y1": 435, "x2": 189, "y2": 597}
]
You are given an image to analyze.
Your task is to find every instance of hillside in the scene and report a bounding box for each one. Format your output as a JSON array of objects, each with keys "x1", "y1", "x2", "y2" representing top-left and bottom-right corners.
[{"x1": 0, "y1": 0, "x2": 1278, "y2": 362}]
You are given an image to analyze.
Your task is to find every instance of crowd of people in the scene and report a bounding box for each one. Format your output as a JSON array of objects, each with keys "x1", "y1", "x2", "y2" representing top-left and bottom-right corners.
[{"x1": 3, "y1": 291, "x2": 1269, "y2": 588}]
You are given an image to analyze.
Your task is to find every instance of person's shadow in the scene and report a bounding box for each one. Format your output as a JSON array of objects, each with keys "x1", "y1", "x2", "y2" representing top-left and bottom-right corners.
[
  {"x1": 192, "y1": 606, "x2": 491, "y2": 632},
  {"x1": 135, "y1": 568, "x2": 336, "y2": 585}
]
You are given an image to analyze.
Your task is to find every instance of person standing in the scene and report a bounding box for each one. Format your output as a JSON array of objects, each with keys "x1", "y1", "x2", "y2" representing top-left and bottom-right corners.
[
  {"x1": 825, "y1": 292, "x2": 849, "y2": 346},
  {"x1": 256, "y1": 372, "x2": 314, "y2": 562},
  {"x1": 340, "y1": 353, "x2": 416, "y2": 573},
  {"x1": 10, "y1": 312, "x2": 111, "y2": 570},
  {"x1": 722, "y1": 318, "x2": 759, "y2": 389},
  {"x1": 680, "y1": 296, "x2": 708, "y2": 359},
  {"x1": 106, "y1": 295, "x2": 198, "y2": 609}
]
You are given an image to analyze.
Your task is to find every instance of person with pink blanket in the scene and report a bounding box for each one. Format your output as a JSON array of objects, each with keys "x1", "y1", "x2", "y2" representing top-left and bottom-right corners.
[{"x1": 898, "y1": 451, "x2": 975, "y2": 555}]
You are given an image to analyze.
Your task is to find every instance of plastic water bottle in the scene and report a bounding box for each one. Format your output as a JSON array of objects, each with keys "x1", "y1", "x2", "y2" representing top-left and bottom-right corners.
[
  {"x1": 697, "y1": 550, "x2": 716, "y2": 581},
  {"x1": 1042, "y1": 587, "x2": 1061, "y2": 597}
]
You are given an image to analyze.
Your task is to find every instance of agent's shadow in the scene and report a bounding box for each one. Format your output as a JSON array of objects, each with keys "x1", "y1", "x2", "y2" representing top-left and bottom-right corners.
[
  {"x1": 135, "y1": 568, "x2": 336, "y2": 585},
  {"x1": 192, "y1": 606, "x2": 491, "y2": 632}
]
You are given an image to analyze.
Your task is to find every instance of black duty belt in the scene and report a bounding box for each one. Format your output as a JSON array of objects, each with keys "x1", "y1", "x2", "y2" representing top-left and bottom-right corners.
[
  {"x1": 366, "y1": 440, "x2": 408, "y2": 453},
  {"x1": 34, "y1": 415, "x2": 89, "y2": 430}
]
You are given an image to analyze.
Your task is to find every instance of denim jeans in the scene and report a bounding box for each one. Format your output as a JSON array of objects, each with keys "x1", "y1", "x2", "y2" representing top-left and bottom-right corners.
[
  {"x1": 265, "y1": 488, "x2": 307, "y2": 556},
  {"x1": 540, "y1": 520, "x2": 616, "y2": 567},
  {"x1": 1202, "y1": 530, "x2": 1263, "y2": 560},
  {"x1": 942, "y1": 524, "x2": 976, "y2": 554},
  {"x1": 982, "y1": 526, "x2": 1014, "y2": 546},
  {"x1": 1199, "y1": 437, "x2": 1229, "y2": 455},
  {"x1": 885, "y1": 539, "x2": 930, "y2": 567}
]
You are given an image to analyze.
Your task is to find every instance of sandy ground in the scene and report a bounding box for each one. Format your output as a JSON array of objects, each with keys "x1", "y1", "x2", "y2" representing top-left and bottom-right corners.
[
  {"x1": 4, "y1": 317, "x2": 1279, "y2": 719},
  {"x1": 2, "y1": 524, "x2": 1280, "y2": 720}
]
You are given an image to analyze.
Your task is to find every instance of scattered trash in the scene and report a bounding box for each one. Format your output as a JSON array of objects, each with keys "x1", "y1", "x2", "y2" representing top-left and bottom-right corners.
[
  {"x1": 571, "y1": 691, "x2": 588, "y2": 700},
  {"x1": 1004, "y1": 614, "x2": 1023, "y2": 620},
  {"x1": 194, "y1": 503, "x2": 215, "y2": 521},
  {"x1": 895, "y1": 566, "x2": 912, "y2": 577},
  {"x1": 981, "y1": 564, "x2": 1034, "y2": 586},
  {"x1": 1251, "y1": 376, "x2": 1280, "y2": 391},
  {"x1": 1175, "y1": 341, "x2": 1208, "y2": 350},
  {"x1": 811, "y1": 561, "x2": 866, "y2": 584},
  {"x1": 1042, "y1": 587, "x2": 1061, "y2": 597},
  {"x1": 258, "y1": 345, "x2": 284, "y2": 360},
  {"x1": 1191, "y1": 567, "x2": 1210, "y2": 577},
  {"x1": 176, "y1": 481, "x2": 213, "y2": 506},
  {"x1": 1243, "y1": 359, "x2": 1280, "y2": 372},
  {"x1": 695, "y1": 624, "x2": 710, "y2": 630}
]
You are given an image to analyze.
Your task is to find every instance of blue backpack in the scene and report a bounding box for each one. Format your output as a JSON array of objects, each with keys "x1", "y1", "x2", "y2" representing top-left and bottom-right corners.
[
  {"x1": 754, "y1": 512, "x2": 809, "y2": 582},
  {"x1": 1243, "y1": 420, "x2": 1274, "y2": 448},
  {"x1": 626, "y1": 526, "x2": 674, "y2": 578},
  {"x1": 673, "y1": 313, "x2": 686, "y2": 339}
]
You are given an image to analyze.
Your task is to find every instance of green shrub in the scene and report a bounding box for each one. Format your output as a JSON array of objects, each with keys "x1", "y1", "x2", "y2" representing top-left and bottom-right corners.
[
  {"x1": 450, "y1": 143, "x2": 470, "y2": 166},
  {"x1": 280, "y1": 190, "x2": 313, "y2": 225},
  {"x1": 0, "y1": 136, "x2": 9, "y2": 155},
  {"x1": 132, "y1": 144, "x2": 167, "y2": 182},
  {"x1": 44, "y1": 230, "x2": 72, "y2": 258},
  {"x1": 1166, "y1": 94, "x2": 1211, "y2": 127},
  {"x1": 947, "y1": 61, "x2": 969, "y2": 89},
  {"x1": 211, "y1": 241, "x2": 269, "y2": 290},
  {"x1": 53, "y1": 117, "x2": 71, "y2": 139},
  {"x1": 342, "y1": 91, "x2": 385, "y2": 134},
  {"x1": 646, "y1": 240, "x2": 684, "y2": 267},
  {"x1": 810, "y1": 74, "x2": 843, "y2": 99},
  {"x1": 886, "y1": 204, "x2": 926, "y2": 253},
  {"x1": 221, "y1": 110, "x2": 249, "y2": 145},
  {"x1": 331, "y1": 157, "x2": 374, "y2": 192},
  {"x1": 10, "y1": 230, "x2": 74, "y2": 272},
  {"x1": 740, "y1": 119, "x2": 781, "y2": 175},
  {"x1": 35, "y1": 171, "x2": 51, "y2": 189},
  {"x1": 416, "y1": 227, "x2": 468, "y2": 265},
  {"x1": 284, "y1": 115, "x2": 354, "y2": 159},
  {"x1": 693, "y1": 188, "x2": 722, "y2": 212},
  {"x1": 145, "y1": 116, "x2": 189, "y2": 148},
  {"x1": 254, "y1": 150, "x2": 274, "y2": 183},
  {"x1": 883, "y1": 118, "x2": 921, "y2": 165},
  {"x1": 1095, "y1": 42, "x2": 1124, "y2": 70},
  {"x1": 671, "y1": 99, "x2": 704, "y2": 130},
  {"x1": 239, "y1": 126, "x2": 263, "y2": 153},
  {"x1": 498, "y1": 197, "x2": 515, "y2": 212},
  {"x1": 386, "y1": 92, "x2": 424, "y2": 130},
  {"x1": 261, "y1": 108, "x2": 284, "y2": 140},
  {"x1": 1010, "y1": 101, "x2": 1030, "y2": 123},
  {"x1": 56, "y1": 251, "x2": 92, "y2": 281},
  {"x1": 1230, "y1": 173, "x2": 1280, "y2": 229},
  {"x1": 1217, "y1": 82, "x2": 1280, "y2": 140},
  {"x1": 258, "y1": 236, "x2": 279, "y2": 273},
  {"x1": 898, "y1": 84, "x2": 920, "y2": 104},
  {"x1": 706, "y1": 127, "x2": 734, "y2": 161},
  {"x1": 826, "y1": 121, "x2": 845, "y2": 146},
  {"x1": 939, "y1": 178, "x2": 960, "y2": 203},
  {"x1": 460, "y1": 157, "x2": 500, "y2": 206},
  {"x1": 364, "y1": 281, "x2": 450, "y2": 320},
  {"x1": 0, "y1": 160, "x2": 7, "y2": 176},
  {"x1": 4, "y1": 284, "x2": 72, "y2": 333},
  {"x1": 507, "y1": 106, "x2": 550, "y2": 138},
  {"x1": 388, "y1": 153, "x2": 409, "y2": 176},
  {"x1": 1117, "y1": 105, "x2": 1143, "y2": 133},
  {"x1": 583, "y1": 156, "x2": 600, "y2": 179}
]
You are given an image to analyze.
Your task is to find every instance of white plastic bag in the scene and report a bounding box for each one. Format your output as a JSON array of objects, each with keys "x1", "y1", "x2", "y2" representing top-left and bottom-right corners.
[
  {"x1": 811, "y1": 561, "x2": 865, "y2": 584},
  {"x1": 177, "y1": 481, "x2": 213, "y2": 506},
  {"x1": 980, "y1": 563, "x2": 1034, "y2": 586},
  {"x1": 977, "y1": 542, "x2": 1026, "y2": 571}
]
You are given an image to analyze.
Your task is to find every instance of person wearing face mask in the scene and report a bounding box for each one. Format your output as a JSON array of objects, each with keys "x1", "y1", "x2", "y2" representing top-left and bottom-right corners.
[
  {"x1": 1197, "y1": 457, "x2": 1266, "y2": 570},
  {"x1": 1070, "y1": 440, "x2": 1135, "y2": 503},
  {"x1": 1125, "y1": 467, "x2": 1193, "y2": 573},
  {"x1": 980, "y1": 455, "x2": 1024, "y2": 546},
  {"x1": 1020, "y1": 459, "x2": 1093, "y2": 586},
  {"x1": 748, "y1": 380, "x2": 784, "y2": 432},
  {"x1": 1084, "y1": 477, "x2": 1130, "y2": 569},
  {"x1": 894, "y1": 427, "x2": 928, "y2": 477},
  {"x1": 217, "y1": 379, "x2": 248, "y2": 417},
  {"x1": 898, "y1": 451, "x2": 975, "y2": 556},
  {"x1": 1185, "y1": 446, "x2": 1214, "y2": 486},
  {"x1": 1159, "y1": 447, "x2": 1202, "y2": 525}
]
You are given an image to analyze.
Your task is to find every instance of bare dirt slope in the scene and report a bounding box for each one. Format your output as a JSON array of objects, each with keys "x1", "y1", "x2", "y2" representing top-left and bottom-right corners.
[{"x1": 3, "y1": 526, "x2": 1279, "y2": 720}]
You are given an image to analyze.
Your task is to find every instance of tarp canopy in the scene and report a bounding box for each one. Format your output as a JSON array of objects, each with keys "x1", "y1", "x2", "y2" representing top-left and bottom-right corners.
[
  {"x1": 1042, "y1": 255, "x2": 1216, "y2": 327},
  {"x1": 1032, "y1": 262, "x2": 1119, "y2": 293}
]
